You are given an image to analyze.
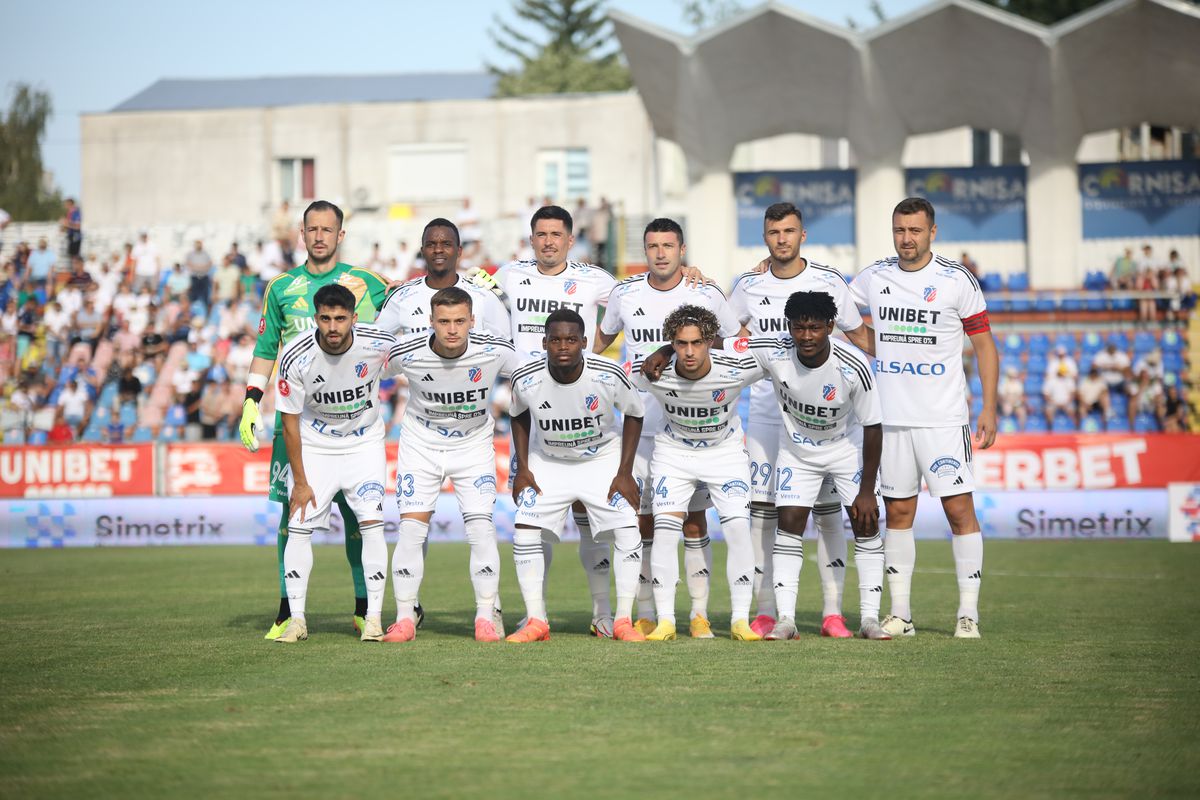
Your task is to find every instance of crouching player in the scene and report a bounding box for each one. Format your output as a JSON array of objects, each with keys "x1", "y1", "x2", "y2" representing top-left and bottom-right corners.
[
  {"x1": 634, "y1": 305, "x2": 765, "y2": 641},
  {"x1": 274, "y1": 284, "x2": 404, "y2": 643},
  {"x1": 382, "y1": 287, "x2": 516, "y2": 643},
  {"x1": 740, "y1": 291, "x2": 889, "y2": 640},
  {"x1": 506, "y1": 309, "x2": 646, "y2": 642}
]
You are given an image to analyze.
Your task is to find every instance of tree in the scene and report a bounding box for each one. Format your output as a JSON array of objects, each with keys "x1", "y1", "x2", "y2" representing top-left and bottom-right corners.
[
  {"x1": 488, "y1": 0, "x2": 631, "y2": 97},
  {"x1": 0, "y1": 83, "x2": 62, "y2": 220},
  {"x1": 677, "y1": 0, "x2": 743, "y2": 32}
]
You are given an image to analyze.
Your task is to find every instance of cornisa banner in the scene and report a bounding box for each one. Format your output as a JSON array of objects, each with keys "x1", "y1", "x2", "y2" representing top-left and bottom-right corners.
[
  {"x1": 905, "y1": 166, "x2": 1027, "y2": 241},
  {"x1": 1080, "y1": 160, "x2": 1200, "y2": 238},
  {"x1": 734, "y1": 170, "x2": 855, "y2": 247}
]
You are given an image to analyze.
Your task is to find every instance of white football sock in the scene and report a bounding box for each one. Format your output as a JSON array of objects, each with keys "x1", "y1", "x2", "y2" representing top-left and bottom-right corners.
[
  {"x1": 392, "y1": 518, "x2": 429, "y2": 623},
  {"x1": 464, "y1": 514, "x2": 500, "y2": 621},
  {"x1": 541, "y1": 540, "x2": 554, "y2": 584},
  {"x1": 575, "y1": 512, "x2": 612, "y2": 618},
  {"x1": 283, "y1": 529, "x2": 314, "y2": 620},
  {"x1": 610, "y1": 526, "x2": 642, "y2": 620},
  {"x1": 723, "y1": 516, "x2": 754, "y2": 624},
  {"x1": 650, "y1": 516, "x2": 683, "y2": 624},
  {"x1": 771, "y1": 528, "x2": 805, "y2": 621},
  {"x1": 359, "y1": 522, "x2": 387, "y2": 619},
  {"x1": 637, "y1": 533, "x2": 655, "y2": 619},
  {"x1": 952, "y1": 531, "x2": 983, "y2": 622},
  {"x1": 683, "y1": 535, "x2": 711, "y2": 620},
  {"x1": 884, "y1": 527, "x2": 915, "y2": 621},
  {"x1": 854, "y1": 533, "x2": 884, "y2": 622},
  {"x1": 815, "y1": 507, "x2": 846, "y2": 618},
  {"x1": 513, "y1": 528, "x2": 547, "y2": 621},
  {"x1": 749, "y1": 503, "x2": 777, "y2": 614}
]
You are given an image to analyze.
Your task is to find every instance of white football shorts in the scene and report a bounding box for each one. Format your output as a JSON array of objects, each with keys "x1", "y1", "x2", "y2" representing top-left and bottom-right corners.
[
  {"x1": 634, "y1": 435, "x2": 710, "y2": 515},
  {"x1": 513, "y1": 448, "x2": 637, "y2": 539},
  {"x1": 650, "y1": 436, "x2": 752, "y2": 521},
  {"x1": 395, "y1": 434, "x2": 498, "y2": 516},
  {"x1": 880, "y1": 424, "x2": 975, "y2": 499},
  {"x1": 287, "y1": 443, "x2": 387, "y2": 531},
  {"x1": 774, "y1": 438, "x2": 863, "y2": 509}
]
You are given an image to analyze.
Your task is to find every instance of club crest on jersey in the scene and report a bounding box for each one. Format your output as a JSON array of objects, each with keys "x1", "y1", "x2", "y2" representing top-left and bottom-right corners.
[
  {"x1": 354, "y1": 361, "x2": 368, "y2": 378},
  {"x1": 258, "y1": 318, "x2": 266, "y2": 334},
  {"x1": 277, "y1": 379, "x2": 290, "y2": 397},
  {"x1": 584, "y1": 394, "x2": 600, "y2": 412},
  {"x1": 563, "y1": 280, "x2": 578, "y2": 295},
  {"x1": 622, "y1": 361, "x2": 632, "y2": 376},
  {"x1": 732, "y1": 337, "x2": 750, "y2": 353},
  {"x1": 923, "y1": 286, "x2": 937, "y2": 303},
  {"x1": 468, "y1": 367, "x2": 483, "y2": 383},
  {"x1": 822, "y1": 384, "x2": 837, "y2": 401},
  {"x1": 712, "y1": 389, "x2": 727, "y2": 403}
]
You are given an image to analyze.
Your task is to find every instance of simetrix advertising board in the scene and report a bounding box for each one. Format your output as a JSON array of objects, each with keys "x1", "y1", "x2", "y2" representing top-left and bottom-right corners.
[
  {"x1": 974, "y1": 434, "x2": 1200, "y2": 490},
  {"x1": 0, "y1": 444, "x2": 154, "y2": 498}
]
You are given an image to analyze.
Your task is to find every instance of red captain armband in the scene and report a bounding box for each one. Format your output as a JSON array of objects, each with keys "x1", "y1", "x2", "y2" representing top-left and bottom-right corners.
[{"x1": 962, "y1": 310, "x2": 991, "y2": 336}]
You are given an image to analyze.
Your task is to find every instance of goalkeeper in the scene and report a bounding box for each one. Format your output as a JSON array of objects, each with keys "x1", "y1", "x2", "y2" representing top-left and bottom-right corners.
[{"x1": 240, "y1": 200, "x2": 390, "y2": 639}]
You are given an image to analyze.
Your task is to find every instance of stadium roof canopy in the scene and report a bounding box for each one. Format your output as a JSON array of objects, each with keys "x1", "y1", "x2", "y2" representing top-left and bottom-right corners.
[
  {"x1": 610, "y1": 0, "x2": 1200, "y2": 168},
  {"x1": 111, "y1": 72, "x2": 498, "y2": 113}
]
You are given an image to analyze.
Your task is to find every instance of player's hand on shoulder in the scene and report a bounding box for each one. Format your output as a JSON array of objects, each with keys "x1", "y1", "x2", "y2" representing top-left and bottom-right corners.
[
  {"x1": 609, "y1": 471, "x2": 641, "y2": 512},
  {"x1": 290, "y1": 483, "x2": 316, "y2": 523},
  {"x1": 752, "y1": 258, "x2": 770, "y2": 274},
  {"x1": 511, "y1": 469, "x2": 541, "y2": 504}
]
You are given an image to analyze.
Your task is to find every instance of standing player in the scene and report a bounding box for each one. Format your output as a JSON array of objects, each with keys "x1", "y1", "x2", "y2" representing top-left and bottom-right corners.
[
  {"x1": 374, "y1": 218, "x2": 509, "y2": 338},
  {"x1": 737, "y1": 292, "x2": 888, "y2": 640},
  {"x1": 478, "y1": 206, "x2": 620, "y2": 635},
  {"x1": 849, "y1": 197, "x2": 998, "y2": 638},
  {"x1": 239, "y1": 200, "x2": 390, "y2": 640},
  {"x1": 730, "y1": 202, "x2": 874, "y2": 638},
  {"x1": 505, "y1": 309, "x2": 646, "y2": 643},
  {"x1": 592, "y1": 219, "x2": 747, "y2": 638},
  {"x1": 634, "y1": 306, "x2": 764, "y2": 641},
  {"x1": 273, "y1": 284, "x2": 401, "y2": 643},
  {"x1": 381, "y1": 287, "x2": 516, "y2": 643}
]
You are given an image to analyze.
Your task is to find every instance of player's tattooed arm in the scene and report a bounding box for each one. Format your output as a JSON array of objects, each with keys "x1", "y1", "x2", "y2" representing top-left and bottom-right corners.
[
  {"x1": 281, "y1": 412, "x2": 316, "y2": 523},
  {"x1": 844, "y1": 323, "x2": 876, "y2": 357},
  {"x1": 609, "y1": 414, "x2": 643, "y2": 510},
  {"x1": 510, "y1": 410, "x2": 541, "y2": 503},
  {"x1": 850, "y1": 423, "x2": 882, "y2": 537},
  {"x1": 969, "y1": 330, "x2": 1000, "y2": 449}
]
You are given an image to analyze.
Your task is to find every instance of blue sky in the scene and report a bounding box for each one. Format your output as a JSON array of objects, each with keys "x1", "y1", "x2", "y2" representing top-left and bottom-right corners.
[{"x1": 1, "y1": 0, "x2": 922, "y2": 199}]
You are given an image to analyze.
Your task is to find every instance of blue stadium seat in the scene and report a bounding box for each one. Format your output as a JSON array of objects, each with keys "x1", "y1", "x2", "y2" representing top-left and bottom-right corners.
[
  {"x1": 1003, "y1": 333, "x2": 1024, "y2": 356},
  {"x1": 1080, "y1": 414, "x2": 1104, "y2": 433},
  {"x1": 1133, "y1": 413, "x2": 1159, "y2": 433},
  {"x1": 1009, "y1": 294, "x2": 1032, "y2": 312},
  {"x1": 161, "y1": 426, "x2": 179, "y2": 442},
  {"x1": 1081, "y1": 332, "x2": 1104, "y2": 355},
  {"x1": 28, "y1": 430, "x2": 49, "y2": 445},
  {"x1": 186, "y1": 351, "x2": 212, "y2": 372},
  {"x1": 4, "y1": 429, "x2": 25, "y2": 444},
  {"x1": 1024, "y1": 415, "x2": 1048, "y2": 432},
  {"x1": 1106, "y1": 331, "x2": 1129, "y2": 350},
  {"x1": 1079, "y1": 353, "x2": 1095, "y2": 373},
  {"x1": 969, "y1": 374, "x2": 983, "y2": 397},
  {"x1": 119, "y1": 403, "x2": 139, "y2": 428},
  {"x1": 165, "y1": 404, "x2": 187, "y2": 427},
  {"x1": 1085, "y1": 295, "x2": 1107, "y2": 312},
  {"x1": 1112, "y1": 297, "x2": 1135, "y2": 311},
  {"x1": 1025, "y1": 373, "x2": 1045, "y2": 395},
  {"x1": 1105, "y1": 416, "x2": 1130, "y2": 432},
  {"x1": 1028, "y1": 333, "x2": 1050, "y2": 354},
  {"x1": 999, "y1": 416, "x2": 1020, "y2": 434},
  {"x1": 80, "y1": 423, "x2": 103, "y2": 442},
  {"x1": 1061, "y1": 297, "x2": 1084, "y2": 312},
  {"x1": 1051, "y1": 414, "x2": 1075, "y2": 433},
  {"x1": 1007, "y1": 273, "x2": 1029, "y2": 291},
  {"x1": 1109, "y1": 392, "x2": 1129, "y2": 418},
  {"x1": 92, "y1": 406, "x2": 111, "y2": 422},
  {"x1": 1133, "y1": 330, "x2": 1157, "y2": 355},
  {"x1": 130, "y1": 426, "x2": 154, "y2": 443},
  {"x1": 1034, "y1": 294, "x2": 1057, "y2": 313},
  {"x1": 47, "y1": 387, "x2": 62, "y2": 406},
  {"x1": 1163, "y1": 352, "x2": 1184, "y2": 374},
  {"x1": 98, "y1": 382, "x2": 118, "y2": 408},
  {"x1": 1161, "y1": 330, "x2": 1184, "y2": 354},
  {"x1": 1001, "y1": 355, "x2": 1023, "y2": 373},
  {"x1": 970, "y1": 396, "x2": 984, "y2": 417},
  {"x1": 1053, "y1": 333, "x2": 1076, "y2": 353},
  {"x1": 981, "y1": 273, "x2": 1004, "y2": 293},
  {"x1": 1027, "y1": 394, "x2": 1045, "y2": 415},
  {"x1": 991, "y1": 296, "x2": 1010, "y2": 313},
  {"x1": 1027, "y1": 354, "x2": 1048, "y2": 375}
]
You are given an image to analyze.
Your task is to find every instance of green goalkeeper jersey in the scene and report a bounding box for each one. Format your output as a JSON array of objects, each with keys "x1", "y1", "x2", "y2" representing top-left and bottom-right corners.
[{"x1": 253, "y1": 261, "x2": 390, "y2": 361}]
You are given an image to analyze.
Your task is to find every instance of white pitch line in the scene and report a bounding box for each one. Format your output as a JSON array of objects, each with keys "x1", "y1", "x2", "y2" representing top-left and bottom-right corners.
[{"x1": 912, "y1": 566, "x2": 1165, "y2": 581}]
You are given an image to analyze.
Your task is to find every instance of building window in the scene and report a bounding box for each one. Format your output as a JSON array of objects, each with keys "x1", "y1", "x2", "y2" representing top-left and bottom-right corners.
[
  {"x1": 537, "y1": 148, "x2": 590, "y2": 203},
  {"x1": 387, "y1": 143, "x2": 467, "y2": 203},
  {"x1": 280, "y1": 158, "x2": 315, "y2": 203}
]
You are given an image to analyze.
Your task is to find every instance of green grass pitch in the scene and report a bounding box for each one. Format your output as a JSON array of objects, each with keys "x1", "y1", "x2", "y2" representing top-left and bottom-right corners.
[{"x1": 1, "y1": 540, "x2": 1197, "y2": 799}]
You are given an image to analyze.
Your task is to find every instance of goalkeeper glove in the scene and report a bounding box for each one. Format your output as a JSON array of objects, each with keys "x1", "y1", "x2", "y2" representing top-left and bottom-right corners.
[{"x1": 239, "y1": 397, "x2": 261, "y2": 452}]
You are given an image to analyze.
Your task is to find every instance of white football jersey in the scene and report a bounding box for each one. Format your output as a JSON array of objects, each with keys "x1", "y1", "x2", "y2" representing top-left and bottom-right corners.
[
  {"x1": 730, "y1": 261, "x2": 864, "y2": 423},
  {"x1": 509, "y1": 354, "x2": 644, "y2": 461},
  {"x1": 601, "y1": 273, "x2": 742, "y2": 439},
  {"x1": 742, "y1": 337, "x2": 881, "y2": 454},
  {"x1": 374, "y1": 274, "x2": 510, "y2": 338},
  {"x1": 276, "y1": 324, "x2": 401, "y2": 453},
  {"x1": 635, "y1": 352, "x2": 763, "y2": 448},
  {"x1": 849, "y1": 253, "x2": 987, "y2": 427},
  {"x1": 388, "y1": 330, "x2": 517, "y2": 447},
  {"x1": 493, "y1": 259, "x2": 617, "y2": 358}
]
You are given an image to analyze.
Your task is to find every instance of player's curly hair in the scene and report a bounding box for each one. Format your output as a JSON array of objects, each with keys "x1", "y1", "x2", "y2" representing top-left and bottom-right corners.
[
  {"x1": 783, "y1": 291, "x2": 837, "y2": 324},
  {"x1": 663, "y1": 304, "x2": 719, "y2": 342}
]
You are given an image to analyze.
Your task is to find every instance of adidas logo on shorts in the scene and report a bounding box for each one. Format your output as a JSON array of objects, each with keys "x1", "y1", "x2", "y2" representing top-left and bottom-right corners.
[{"x1": 953, "y1": 476, "x2": 964, "y2": 485}]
